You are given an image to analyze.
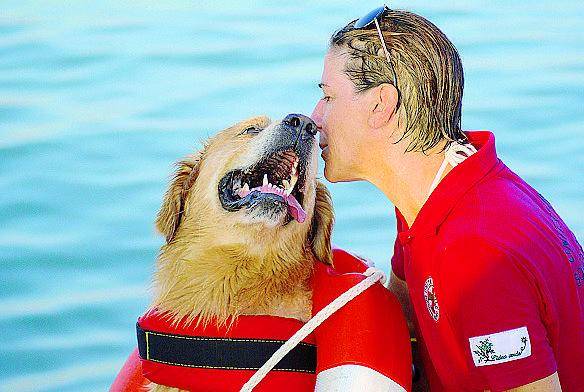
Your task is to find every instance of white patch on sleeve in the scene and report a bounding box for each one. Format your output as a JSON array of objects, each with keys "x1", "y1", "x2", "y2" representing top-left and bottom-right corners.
[{"x1": 469, "y1": 326, "x2": 531, "y2": 367}]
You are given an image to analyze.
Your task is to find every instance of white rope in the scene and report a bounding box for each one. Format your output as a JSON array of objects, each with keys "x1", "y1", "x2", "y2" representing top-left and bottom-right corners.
[
  {"x1": 427, "y1": 141, "x2": 477, "y2": 198},
  {"x1": 240, "y1": 266, "x2": 387, "y2": 391}
]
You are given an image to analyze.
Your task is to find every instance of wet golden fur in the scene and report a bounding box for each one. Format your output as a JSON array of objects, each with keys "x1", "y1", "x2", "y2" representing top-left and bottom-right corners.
[{"x1": 147, "y1": 116, "x2": 333, "y2": 392}]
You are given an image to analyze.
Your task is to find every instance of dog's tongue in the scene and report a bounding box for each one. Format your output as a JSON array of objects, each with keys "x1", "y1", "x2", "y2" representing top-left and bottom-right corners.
[
  {"x1": 245, "y1": 185, "x2": 307, "y2": 223},
  {"x1": 285, "y1": 193, "x2": 306, "y2": 223}
]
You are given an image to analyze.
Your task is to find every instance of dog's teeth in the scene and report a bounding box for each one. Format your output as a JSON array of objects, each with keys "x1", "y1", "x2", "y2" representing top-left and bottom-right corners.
[
  {"x1": 263, "y1": 174, "x2": 268, "y2": 186},
  {"x1": 268, "y1": 183, "x2": 273, "y2": 188},
  {"x1": 242, "y1": 183, "x2": 249, "y2": 193},
  {"x1": 283, "y1": 179, "x2": 293, "y2": 195},
  {"x1": 288, "y1": 173, "x2": 298, "y2": 194}
]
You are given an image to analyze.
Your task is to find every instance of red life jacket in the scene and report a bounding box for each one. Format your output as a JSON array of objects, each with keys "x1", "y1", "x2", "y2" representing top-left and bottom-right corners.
[{"x1": 110, "y1": 248, "x2": 412, "y2": 391}]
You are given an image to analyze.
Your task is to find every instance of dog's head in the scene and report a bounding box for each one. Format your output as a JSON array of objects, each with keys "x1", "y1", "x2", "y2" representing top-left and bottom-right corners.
[{"x1": 155, "y1": 114, "x2": 334, "y2": 265}]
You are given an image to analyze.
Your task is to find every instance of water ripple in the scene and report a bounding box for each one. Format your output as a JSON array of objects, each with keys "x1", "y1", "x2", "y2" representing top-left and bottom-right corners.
[{"x1": 1, "y1": 1, "x2": 582, "y2": 390}]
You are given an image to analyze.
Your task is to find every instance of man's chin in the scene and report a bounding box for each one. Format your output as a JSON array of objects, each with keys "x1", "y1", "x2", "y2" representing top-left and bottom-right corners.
[
  {"x1": 323, "y1": 165, "x2": 335, "y2": 183},
  {"x1": 324, "y1": 164, "x2": 362, "y2": 183},
  {"x1": 324, "y1": 165, "x2": 343, "y2": 183}
]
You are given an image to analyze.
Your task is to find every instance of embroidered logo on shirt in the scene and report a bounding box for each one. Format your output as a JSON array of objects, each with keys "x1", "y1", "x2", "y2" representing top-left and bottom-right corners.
[
  {"x1": 469, "y1": 326, "x2": 531, "y2": 367},
  {"x1": 423, "y1": 277, "x2": 439, "y2": 321}
]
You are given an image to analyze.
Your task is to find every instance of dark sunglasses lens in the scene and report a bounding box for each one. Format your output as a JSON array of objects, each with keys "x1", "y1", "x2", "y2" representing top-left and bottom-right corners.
[{"x1": 354, "y1": 6, "x2": 386, "y2": 28}]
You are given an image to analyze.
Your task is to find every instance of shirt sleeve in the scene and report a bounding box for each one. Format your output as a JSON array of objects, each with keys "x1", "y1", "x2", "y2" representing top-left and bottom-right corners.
[{"x1": 440, "y1": 237, "x2": 557, "y2": 391}]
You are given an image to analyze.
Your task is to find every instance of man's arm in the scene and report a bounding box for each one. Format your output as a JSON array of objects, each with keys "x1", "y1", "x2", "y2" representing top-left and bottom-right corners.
[
  {"x1": 388, "y1": 270, "x2": 429, "y2": 392},
  {"x1": 388, "y1": 270, "x2": 414, "y2": 334},
  {"x1": 389, "y1": 270, "x2": 562, "y2": 392},
  {"x1": 443, "y1": 237, "x2": 560, "y2": 391},
  {"x1": 506, "y1": 372, "x2": 561, "y2": 392}
]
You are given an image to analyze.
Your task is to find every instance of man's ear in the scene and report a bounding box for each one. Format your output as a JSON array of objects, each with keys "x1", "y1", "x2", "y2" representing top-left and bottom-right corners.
[
  {"x1": 309, "y1": 180, "x2": 334, "y2": 265},
  {"x1": 155, "y1": 151, "x2": 203, "y2": 243},
  {"x1": 368, "y1": 83, "x2": 399, "y2": 129}
]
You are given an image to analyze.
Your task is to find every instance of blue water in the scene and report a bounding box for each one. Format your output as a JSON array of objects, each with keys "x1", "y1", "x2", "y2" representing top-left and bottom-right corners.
[{"x1": 1, "y1": 1, "x2": 582, "y2": 390}]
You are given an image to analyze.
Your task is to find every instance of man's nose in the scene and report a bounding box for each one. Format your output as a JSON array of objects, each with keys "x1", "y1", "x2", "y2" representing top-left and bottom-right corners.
[
  {"x1": 283, "y1": 113, "x2": 317, "y2": 136},
  {"x1": 311, "y1": 101, "x2": 323, "y2": 131}
]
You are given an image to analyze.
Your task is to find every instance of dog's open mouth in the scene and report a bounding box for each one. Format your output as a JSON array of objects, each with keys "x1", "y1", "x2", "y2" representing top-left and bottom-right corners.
[{"x1": 218, "y1": 149, "x2": 307, "y2": 223}]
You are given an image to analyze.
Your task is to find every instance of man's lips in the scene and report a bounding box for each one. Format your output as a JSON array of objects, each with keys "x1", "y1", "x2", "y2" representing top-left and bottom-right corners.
[
  {"x1": 319, "y1": 133, "x2": 329, "y2": 160},
  {"x1": 320, "y1": 145, "x2": 329, "y2": 160}
]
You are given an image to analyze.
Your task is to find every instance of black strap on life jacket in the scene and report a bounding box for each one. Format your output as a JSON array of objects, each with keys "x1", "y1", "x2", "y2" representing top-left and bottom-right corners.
[{"x1": 136, "y1": 323, "x2": 316, "y2": 373}]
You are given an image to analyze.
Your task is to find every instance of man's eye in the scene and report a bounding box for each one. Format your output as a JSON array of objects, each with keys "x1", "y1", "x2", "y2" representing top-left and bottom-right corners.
[
  {"x1": 240, "y1": 126, "x2": 261, "y2": 135},
  {"x1": 321, "y1": 96, "x2": 331, "y2": 102}
]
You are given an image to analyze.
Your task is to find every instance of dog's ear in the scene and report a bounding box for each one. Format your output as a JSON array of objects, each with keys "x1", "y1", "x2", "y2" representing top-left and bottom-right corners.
[
  {"x1": 309, "y1": 180, "x2": 334, "y2": 265},
  {"x1": 155, "y1": 152, "x2": 202, "y2": 243}
]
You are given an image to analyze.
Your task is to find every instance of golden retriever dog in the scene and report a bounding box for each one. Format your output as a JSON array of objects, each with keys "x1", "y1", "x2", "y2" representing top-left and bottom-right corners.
[{"x1": 148, "y1": 113, "x2": 333, "y2": 391}]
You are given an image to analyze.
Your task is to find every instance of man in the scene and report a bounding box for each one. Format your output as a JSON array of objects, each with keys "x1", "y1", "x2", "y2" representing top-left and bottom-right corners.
[{"x1": 311, "y1": 6, "x2": 583, "y2": 392}]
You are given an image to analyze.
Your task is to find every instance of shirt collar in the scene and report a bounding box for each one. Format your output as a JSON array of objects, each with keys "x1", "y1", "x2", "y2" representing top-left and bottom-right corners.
[{"x1": 399, "y1": 131, "x2": 500, "y2": 239}]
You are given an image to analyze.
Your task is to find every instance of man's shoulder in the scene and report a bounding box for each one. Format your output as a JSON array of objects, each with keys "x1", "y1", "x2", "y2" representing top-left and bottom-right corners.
[
  {"x1": 459, "y1": 164, "x2": 539, "y2": 215},
  {"x1": 443, "y1": 164, "x2": 552, "y2": 242}
]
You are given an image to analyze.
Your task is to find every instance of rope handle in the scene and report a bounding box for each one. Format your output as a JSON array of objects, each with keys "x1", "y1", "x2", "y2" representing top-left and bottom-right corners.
[{"x1": 240, "y1": 266, "x2": 387, "y2": 391}]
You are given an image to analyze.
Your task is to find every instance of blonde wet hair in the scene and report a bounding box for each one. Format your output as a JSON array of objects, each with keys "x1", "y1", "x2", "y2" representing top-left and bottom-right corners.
[{"x1": 330, "y1": 9, "x2": 466, "y2": 152}]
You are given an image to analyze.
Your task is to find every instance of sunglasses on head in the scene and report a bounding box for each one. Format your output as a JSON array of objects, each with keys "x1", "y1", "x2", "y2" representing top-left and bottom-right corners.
[{"x1": 354, "y1": 5, "x2": 400, "y2": 103}]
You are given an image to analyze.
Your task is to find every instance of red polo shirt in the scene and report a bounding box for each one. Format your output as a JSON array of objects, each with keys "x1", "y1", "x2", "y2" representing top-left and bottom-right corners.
[{"x1": 391, "y1": 131, "x2": 584, "y2": 391}]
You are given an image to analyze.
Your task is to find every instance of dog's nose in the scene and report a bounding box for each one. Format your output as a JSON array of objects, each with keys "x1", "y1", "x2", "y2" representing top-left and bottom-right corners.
[{"x1": 283, "y1": 114, "x2": 317, "y2": 136}]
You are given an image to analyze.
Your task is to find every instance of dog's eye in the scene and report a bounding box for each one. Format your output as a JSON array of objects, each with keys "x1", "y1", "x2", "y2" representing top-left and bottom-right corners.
[{"x1": 240, "y1": 126, "x2": 262, "y2": 135}]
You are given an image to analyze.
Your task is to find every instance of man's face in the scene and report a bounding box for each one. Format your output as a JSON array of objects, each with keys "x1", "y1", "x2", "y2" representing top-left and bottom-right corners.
[{"x1": 311, "y1": 49, "x2": 370, "y2": 182}]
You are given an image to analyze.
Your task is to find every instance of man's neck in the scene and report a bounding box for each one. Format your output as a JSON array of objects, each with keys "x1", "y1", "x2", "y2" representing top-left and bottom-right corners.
[{"x1": 368, "y1": 143, "x2": 450, "y2": 228}]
